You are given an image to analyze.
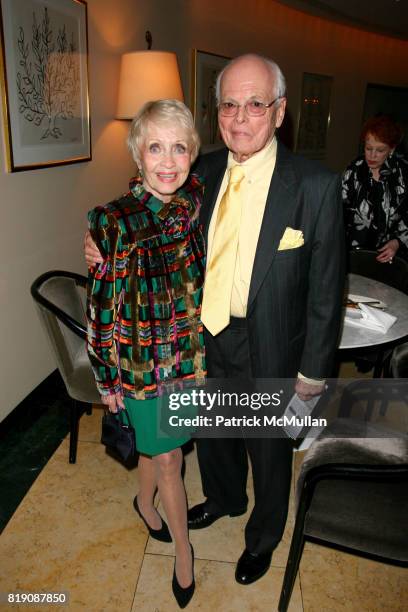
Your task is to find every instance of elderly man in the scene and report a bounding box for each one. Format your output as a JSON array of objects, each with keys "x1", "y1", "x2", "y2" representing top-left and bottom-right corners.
[{"x1": 85, "y1": 54, "x2": 344, "y2": 585}]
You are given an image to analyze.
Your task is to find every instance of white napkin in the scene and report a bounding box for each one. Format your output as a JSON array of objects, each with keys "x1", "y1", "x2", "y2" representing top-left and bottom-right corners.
[{"x1": 344, "y1": 303, "x2": 397, "y2": 333}]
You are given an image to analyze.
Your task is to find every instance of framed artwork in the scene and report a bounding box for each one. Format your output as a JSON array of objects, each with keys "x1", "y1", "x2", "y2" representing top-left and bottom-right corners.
[
  {"x1": 361, "y1": 83, "x2": 408, "y2": 155},
  {"x1": 191, "y1": 49, "x2": 230, "y2": 151},
  {"x1": 295, "y1": 72, "x2": 332, "y2": 159},
  {"x1": 0, "y1": 0, "x2": 91, "y2": 172}
]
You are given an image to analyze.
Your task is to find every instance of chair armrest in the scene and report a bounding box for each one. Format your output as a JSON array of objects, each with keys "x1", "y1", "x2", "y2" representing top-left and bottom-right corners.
[{"x1": 31, "y1": 270, "x2": 88, "y2": 340}]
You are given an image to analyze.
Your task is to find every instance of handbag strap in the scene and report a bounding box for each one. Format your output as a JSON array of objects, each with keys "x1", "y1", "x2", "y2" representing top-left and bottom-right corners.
[
  {"x1": 118, "y1": 408, "x2": 132, "y2": 427},
  {"x1": 103, "y1": 408, "x2": 132, "y2": 427}
]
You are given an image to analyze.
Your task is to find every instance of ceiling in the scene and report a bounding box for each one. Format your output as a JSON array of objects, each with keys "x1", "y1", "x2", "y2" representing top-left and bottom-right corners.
[{"x1": 275, "y1": 0, "x2": 408, "y2": 40}]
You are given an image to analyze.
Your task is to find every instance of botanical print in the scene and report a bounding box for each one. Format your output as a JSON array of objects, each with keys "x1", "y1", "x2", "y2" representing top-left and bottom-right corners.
[
  {"x1": 13, "y1": 0, "x2": 81, "y2": 145},
  {"x1": 0, "y1": 0, "x2": 90, "y2": 170}
]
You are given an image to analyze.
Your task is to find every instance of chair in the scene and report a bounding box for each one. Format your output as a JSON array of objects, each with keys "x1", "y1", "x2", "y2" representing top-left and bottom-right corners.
[
  {"x1": 31, "y1": 271, "x2": 101, "y2": 463},
  {"x1": 278, "y1": 418, "x2": 408, "y2": 612},
  {"x1": 391, "y1": 342, "x2": 408, "y2": 378},
  {"x1": 338, "y1": 378, "x2": 408, "y2": 422}
]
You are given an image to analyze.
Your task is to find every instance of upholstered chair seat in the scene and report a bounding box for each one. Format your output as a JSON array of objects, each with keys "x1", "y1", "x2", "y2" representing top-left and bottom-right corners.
[{"x1": 279, "y1": 418, "x2": 408, "y2": 611}]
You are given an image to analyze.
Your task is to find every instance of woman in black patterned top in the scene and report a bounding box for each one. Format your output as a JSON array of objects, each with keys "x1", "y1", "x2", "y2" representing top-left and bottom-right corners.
[{"x1": 342, "y1": 115, "x2": 408, "y2": 263}]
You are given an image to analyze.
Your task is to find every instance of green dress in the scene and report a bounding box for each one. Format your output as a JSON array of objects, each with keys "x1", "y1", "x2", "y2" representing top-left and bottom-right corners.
[{"x1": 125, "y1": 397, "x2": 190, "y2": 456}]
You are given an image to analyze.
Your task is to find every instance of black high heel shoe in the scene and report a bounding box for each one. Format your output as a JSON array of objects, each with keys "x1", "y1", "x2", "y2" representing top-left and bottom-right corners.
[
  {"x1": 133, "y1": 496, "x2": 172, "y2": 543},
  {"x1": 172, "y1": 544, "x2": 195, "y2": 609}
]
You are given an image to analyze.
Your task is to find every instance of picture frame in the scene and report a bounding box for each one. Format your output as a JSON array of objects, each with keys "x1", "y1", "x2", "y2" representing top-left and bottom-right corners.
[
  {"x1": 0, "y1": 0, "x2": 91, "y2": 172},
  {"x1": 295, "y1": 72, "x2": 332, "y2": 160},
  {"x1": 191, "y1": 49, "x2": 230, "y2": 151}
]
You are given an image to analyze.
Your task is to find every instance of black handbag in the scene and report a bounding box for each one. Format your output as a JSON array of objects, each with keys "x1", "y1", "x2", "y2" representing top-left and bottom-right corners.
[{"x1": 101, "y1": 409, "x2": 136, "y2": 461}]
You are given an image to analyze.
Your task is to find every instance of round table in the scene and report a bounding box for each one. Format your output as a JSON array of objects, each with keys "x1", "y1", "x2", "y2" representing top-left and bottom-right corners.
[{"x1": 339, "y1": 274, "x2": 408, "y2": 350}]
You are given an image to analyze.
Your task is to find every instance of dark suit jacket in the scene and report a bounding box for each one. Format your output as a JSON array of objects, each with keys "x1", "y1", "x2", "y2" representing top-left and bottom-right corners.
[{"x1": 195, "y1": 141, "x2": 345, "y2": 379}]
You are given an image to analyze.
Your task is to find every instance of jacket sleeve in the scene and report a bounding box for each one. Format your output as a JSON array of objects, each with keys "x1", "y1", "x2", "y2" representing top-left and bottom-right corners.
[
  {"x1": 393, "y1": 200, "x2": 408, "y2": 253},
  {"x1": 86, "y1": 206, "x2": 127, "y2": 396},
  {"x1": 341, "y1": 164, "x2": 358, "y2": 248},
  {"x1": 299, "y1": 173, "x2": 346, "y2": 378}
]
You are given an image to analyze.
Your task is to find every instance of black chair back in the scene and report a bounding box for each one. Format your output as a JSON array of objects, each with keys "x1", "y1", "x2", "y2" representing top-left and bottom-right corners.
[{"x1": 31, "y1": 271, "x2": 100, "y2": 463}]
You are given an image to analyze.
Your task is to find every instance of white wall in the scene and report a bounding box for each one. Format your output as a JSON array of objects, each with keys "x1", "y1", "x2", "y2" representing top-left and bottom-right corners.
[
  {"x1": 0, "y1": 0, "x2": 145, "y2": 419},
  {"x1": 1, "y1": 0, "x2": 407, "y2": 421}
]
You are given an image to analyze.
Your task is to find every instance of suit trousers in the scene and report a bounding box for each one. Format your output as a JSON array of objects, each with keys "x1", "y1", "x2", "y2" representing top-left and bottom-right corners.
[{"x1": 196, "y1": 318, "x2": 293, "y2": 554}]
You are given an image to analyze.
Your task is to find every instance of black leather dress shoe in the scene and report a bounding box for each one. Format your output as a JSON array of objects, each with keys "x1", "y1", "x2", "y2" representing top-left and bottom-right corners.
[
  {"x1": 235, "y1": 549, "x2": 272, "y2": 585},
  {"x1": 187, "y1": 502, "x2": 246, "y2": 530}
]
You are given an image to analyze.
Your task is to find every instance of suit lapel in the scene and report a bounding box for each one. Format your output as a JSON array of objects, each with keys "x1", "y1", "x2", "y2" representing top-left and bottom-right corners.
[{"x1": 247, "y1": 142, "x2": 298, "y2": 311}]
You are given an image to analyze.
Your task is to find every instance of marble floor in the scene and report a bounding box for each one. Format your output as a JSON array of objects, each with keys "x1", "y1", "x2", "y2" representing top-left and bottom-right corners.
[
  {"x1": 0, "y1": 402, "x2": 406, "y2": 612},
  {"x1": 0, "y1": 371, "x2": 70, "y2": 533}
]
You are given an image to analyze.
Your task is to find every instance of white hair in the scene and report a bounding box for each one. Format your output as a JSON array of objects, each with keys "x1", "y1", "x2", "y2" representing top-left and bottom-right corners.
[
  {"x1": 127, "y1": 99, "x2": 200, "y2": 164},
  {"x1": 215, "y1": 54, "x2": 286, "y2": 103}
]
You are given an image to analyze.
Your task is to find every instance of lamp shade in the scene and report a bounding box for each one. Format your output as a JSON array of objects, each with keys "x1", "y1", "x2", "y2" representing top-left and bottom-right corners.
[{"x1": 116, "y1": 51, "x2": 184, "y2": 119}]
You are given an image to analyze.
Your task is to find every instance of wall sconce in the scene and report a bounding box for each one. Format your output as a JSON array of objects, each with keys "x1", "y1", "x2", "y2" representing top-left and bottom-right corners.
[{"x1": 116, "y1": 32, "x2": 184, "y2": 119}]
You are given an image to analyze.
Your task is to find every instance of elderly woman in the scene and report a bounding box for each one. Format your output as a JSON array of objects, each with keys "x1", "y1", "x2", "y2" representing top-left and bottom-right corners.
[
  {"x1": 342, "y1": 115, "x2": 408, "y2": 263},
  {"x1": 87, "y1": 99, "x2": 204, "y2": 608}
]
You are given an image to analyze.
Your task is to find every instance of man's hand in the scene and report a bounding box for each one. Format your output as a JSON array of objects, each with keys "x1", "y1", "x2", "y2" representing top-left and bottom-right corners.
[
  {"x1": 376, "y1": 239, "x2": 399, "y2": 264},
  {"x1": 84, "y1": 230, "x2": 103, "y2": 267},
  {"x1": 101, "y1": 392, "x2": 125, "y2": 413},
  {"x1": 295, "y1": 378, "x2": 325, "y2": 401}
]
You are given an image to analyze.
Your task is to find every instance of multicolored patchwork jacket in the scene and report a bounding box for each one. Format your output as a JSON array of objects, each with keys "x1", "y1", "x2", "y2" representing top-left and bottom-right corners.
[{"x1": 87, "y1": 174, "x2": 206, "y2": 400}]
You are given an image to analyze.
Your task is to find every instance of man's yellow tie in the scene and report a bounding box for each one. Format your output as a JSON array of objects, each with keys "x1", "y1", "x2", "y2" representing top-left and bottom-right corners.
[{"x1": 201, "y1": 165, "x2": 245, "y2": 335}]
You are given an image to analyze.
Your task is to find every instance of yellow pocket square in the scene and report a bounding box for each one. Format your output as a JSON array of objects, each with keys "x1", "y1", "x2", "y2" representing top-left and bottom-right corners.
[{"x1": 278, "y1": 228, "x2": 304, "y2": 251}]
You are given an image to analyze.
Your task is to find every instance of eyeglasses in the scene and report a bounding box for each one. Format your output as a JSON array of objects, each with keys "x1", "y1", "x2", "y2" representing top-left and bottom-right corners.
[{"x1": 218, "y1": 97, "x2": 282, "y2": 117}]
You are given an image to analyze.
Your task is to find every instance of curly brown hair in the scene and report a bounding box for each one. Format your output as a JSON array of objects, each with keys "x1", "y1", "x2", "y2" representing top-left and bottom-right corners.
[{"x1": 361, "y1": 115, "x2": 402, "y2": 148}]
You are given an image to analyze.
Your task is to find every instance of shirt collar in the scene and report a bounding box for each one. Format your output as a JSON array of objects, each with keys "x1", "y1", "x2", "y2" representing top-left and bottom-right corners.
[{"x1": 227, "y1": 136, "x2": 277, "y2": 175}]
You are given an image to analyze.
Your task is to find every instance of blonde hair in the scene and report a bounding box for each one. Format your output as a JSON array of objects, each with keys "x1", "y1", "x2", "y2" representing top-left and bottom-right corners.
[{"x1": 127, "y1": 99, "x2": 200, "y2": 164}]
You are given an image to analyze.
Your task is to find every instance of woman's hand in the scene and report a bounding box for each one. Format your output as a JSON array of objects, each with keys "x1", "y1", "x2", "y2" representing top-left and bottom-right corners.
[
  {"x1": 376, "y1": 239, "x2": 399, "y2": 263},
  {"x1": 84, "y1": 230, "x2": 104, "y2": 267},
  {"x1": 101, "y1": 392, "x2": 125, "y2": 413}
]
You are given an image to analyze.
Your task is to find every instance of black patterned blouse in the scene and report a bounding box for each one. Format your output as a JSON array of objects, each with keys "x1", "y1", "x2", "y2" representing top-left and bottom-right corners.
[{"x1": 342, "y1": 152, "x2": 408, "y2": 259}]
